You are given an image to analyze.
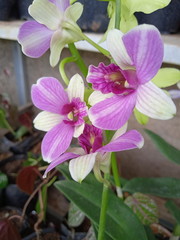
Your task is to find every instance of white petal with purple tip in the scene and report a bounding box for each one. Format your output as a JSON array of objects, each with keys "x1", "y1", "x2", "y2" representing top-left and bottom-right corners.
[
  {"x1": 43, "y1": 152, "x2": 79, "y2": 178},
  {"x1": 29, "y1": 0, "x2": 62, "y2": 30},
  {"x1": 49, "y1": 0, "x2": 70, "y2": 12},
  {"x1": 33, "y1": 111, "x2": 63, "y2": 132},
  {"x1": 67, "y1": 74, "x2": 85, "y2": 101},
  {"x1": 74, "y1": 123, "x2": 85, "y2": 138},
  {"x1": 107, "y1": 29, "x2": 133, "y2": 70},
  {"x1": 98, "y1": 130, "x2": 144, "y2": 153},
  {"x1": 18, "y1": 21, "x2": 53, "y2": 58},
  {"x1": 88, "y1": 91, "x2": 114, "y2": 106},
  {"x1": 136, "y1": 81, "x2": 176, "y2": 119},
  {"x1": 111, "y1": 123, "x2": 128, "y2": 141},
  {"x1": 122, "y1": 24, "x2": 163, "y2": 84},
  {"x1": 31, "y1": 77, "x2": 69, "y2": 113},
  {"x1": 69, "y1": 153, "x2": 98, "y2": 182},
  {"x1": 89, "y1": 92, "x2": 137, "y2": 130},
  {"x1": 41, "y1": 121, "x2": 74, "y2": 162}
]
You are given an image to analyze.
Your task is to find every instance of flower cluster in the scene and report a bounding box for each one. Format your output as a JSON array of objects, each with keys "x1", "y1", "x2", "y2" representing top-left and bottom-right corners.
[{"x1": 18, "y1": 0, "x2": 177, "y2": 182}]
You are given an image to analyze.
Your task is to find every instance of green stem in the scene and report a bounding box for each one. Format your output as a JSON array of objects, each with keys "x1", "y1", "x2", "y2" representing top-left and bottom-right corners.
[
  {"x1": 68, "y1": 43, "x2": 88, "y2": 77},
  {"x1": 115, "y1": 0, "x2": 121, "y2": 29},
  {"x1": 59, "y1": 56, "x2": 76, "y2": 85},
  {"x1": 111, "y1": 152, "x2": 123, "y2": 199},
  {"x1": 81, "y1": 32, "x2": 110, "y2": 57},
  {"x1": 98, "y1": 173, "x2": 110, "y2": 240}
]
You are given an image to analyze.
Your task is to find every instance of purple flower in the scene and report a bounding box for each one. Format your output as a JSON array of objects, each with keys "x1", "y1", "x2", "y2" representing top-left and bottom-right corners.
[
  {"x1": 43, "y1": 123, "x2": 144, "y2": 182},
  {"x1": 31, "y1": 74, "x2": 87, "y2": 162},
  {"x1": 87, "y1": 25, "x2": 176, "y2": 130},
  {"x1": 17, "y1": 0, "x2": 83, "y2": 67}
]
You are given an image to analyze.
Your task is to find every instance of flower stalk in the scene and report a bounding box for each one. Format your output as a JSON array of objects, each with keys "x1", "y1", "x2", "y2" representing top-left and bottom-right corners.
[
  {"x1": 59, "y1": 56, "x2": 76, "y2": 85},
  {"x1": 115, "y1": 0, "x2": 121, "y2": 29}
]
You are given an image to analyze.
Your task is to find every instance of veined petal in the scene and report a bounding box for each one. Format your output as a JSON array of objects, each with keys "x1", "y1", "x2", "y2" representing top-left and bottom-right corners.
[
  {"x1": 88, "y1": 91, "x2": 114, "y2": 106},
  {"x1": 67, "y1": 74, "x2": 85, "y2": 102},
  {"x1": 49, "y1": 0, "x2": 70, "y2": 12},
  {"x1": 74, "y1": 123, "x2": 85, "y2": 138},
  {"x1": 98, "y1": 130, "x2": 144, "y2": 153},
  {"x1": 33, "y1": 111, "x2": 63, "y2": 131},
  {"x1": 42, "y1": 122, "x2": 74, "y2": 162},
  {"x1": 136, "y1": 82, "x2": 176, "y2": 119},
  {"x1": 65, "y1": 2, "x2": 83, "y2": 22},
  {"x1": 31, "y1": 77, "x2": 69, "y2": 113},
  {"x1": 43, "y1": 152, "x2": 79, "y2": 178},
  {"x1": 69, "y1": 153, "x2": 98, "y2": 182},
  {"x1": 122, "y1": 24, "x2": 163, "y2": 84},
  {"x1": 29, "y1": 0, "x2": 62, "y2": 30},
  {"x1": 89, "y1": 92, "x2": 137, "y2": 130},
  {"x1": 18, "y1": 21, "x2": 53, "y2": 58},
  {"x1": 107, "y1": 29, "x2": 134, "y2": 70},
  {"x1": 111, "y1": 123, "x2": 128, "y2": 141}
]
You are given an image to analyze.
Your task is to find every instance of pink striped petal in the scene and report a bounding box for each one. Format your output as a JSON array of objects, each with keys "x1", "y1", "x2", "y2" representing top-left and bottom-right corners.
[
  {"x1": 123, "y1": 24, "x2": 163, "y2": 84},
  {"x1": 43, "y1": 152, "x2": 79, "y2": 178},
  {"x1": 31, "y1": 77, "x2": 69, "y2": 113},
  {"x1": 98, "y1": 130, "x2": 144, "y2": 153},
  {"x1": 136, "y1": 82, "x2": 176, "y2": 119},
  {"x1": 89, "y1": 92, "x2": 137, "y2": 130},
  {"x1": 18, "y1": 21, "x2": 53, "y2": 58},
  {"x1": 42, "y1": 122, "x2": 74, "y2": 162}
]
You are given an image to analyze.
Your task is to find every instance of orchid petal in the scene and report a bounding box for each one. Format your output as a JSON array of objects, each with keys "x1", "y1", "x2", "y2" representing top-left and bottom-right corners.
[
  {"x1": 67, "y1": 74, "x2": 84, "y2": 102},
  {"x1": 74, "y1": 123, "x2": 85, "y2": 138},
  {"x1": 33, "y1": 111, "x2": 63, "y2": 131},
  {"x1": 177, "y1": 82, "x2": 180, "y2": 89},
  {"x1": 31, "y1": 77, "x2": 69, "y2": 113},
  {"x1": 89, "y1": 92, "x2": 137, "y2": 130},
  {"x1": 88, "y1": 91, "x2": 114, "y2": 106},
  {"x1": 49, "y1": 0, "x2": 70, "y2": 12},
  {"x1": 123, "y1": 24, "x2": 163, "y2": 84},
  {"x1": 136, "y1": 82, "x2": 176, "y2": 119},
  {"x1": 42, "y1": 122, "x2": 74, "y2": 162},
  {"x1": 43, "y1": 152, "x2": 79, "y2": 178},
  {"x1": 107, "y1": 29, "x2": 133, "y2": 69},
  {"x1": 111, "y1": 123, "x2": 128, "y2": 141},
  {"x1": 169, "y1": 90, "x2": 180, "y2": 99},
  {"x1": 98, "y1": 130, "x2": 144, "y2": 153},
  {"x1": 18, "y1": 21, "x2": 53, "y2": 58},
  {"x1": 65, "y1": 2, "x2": 83, "y2": 22},
  {"x1": 67, "y1": 147, "x2": 85, "y2": 155},
  {"x1": 29, "y1": 0, "x2": 62, "y2": 30},
  {"x1": 69, "y1": 153, "x2": 98, "y2": 182}
]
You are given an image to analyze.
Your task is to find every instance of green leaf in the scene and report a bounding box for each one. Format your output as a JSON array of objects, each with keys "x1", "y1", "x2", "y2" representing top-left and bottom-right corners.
[
  {"x1": 56, "y1": 163, "x2": 72, "y2": 180},
  {"x1": 68, "y1": 202, "x2": 85, "y2": 227},
  {"x1": 55, "y1": 180, "x2": 148, "y2": 240},
  {"x1": 145, "y1": 129, "x2": 180, "y2": 165},
  {"x1": 165, "y1": 200, "x2": 180, "y2": 224},
  {"x1": 144, "y1": 226, "x2": 158, "y2": 240},
  {"x1": 15, "y1": 126, "x2": 28, "y2": 140},
  {"x1": 123, "y1": 177, "x2": 180, "y2": 198},
  {"x1": 0, "y1": 109, "x2": 9, "y2": 129},
  {"x1": 124, "y1": 0, "x2": 171, "y2": 15},
  {"x1": 125, "y1": 193, "x2": 158, "y2": 225},
  {"x1": 152, "y1": 68, "x2": 180, "y2": 88},
  {"x1": 36, "y1": 184, "x2": 48, "y2": 220},
  {"x1": 134, "y1": 108, "x2": 149, "y2": 125},
  {"x1": 0, "y1": 172, "x2": 8, "y2": 189}
]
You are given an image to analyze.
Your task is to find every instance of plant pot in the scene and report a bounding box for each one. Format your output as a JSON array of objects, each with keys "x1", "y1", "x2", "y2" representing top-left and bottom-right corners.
[
  {"x1": 77, "y1": 0, "x2": 109, "y2": 33},
  {"x1": 0, "y1": 0, "x2": 16, "y2": 21},
  {"x1": 18, "y1": 0, "x2": 33, "y2": 20},
  {"x1": 135, "y1": 0, "x2": 180, "y2": 34}
]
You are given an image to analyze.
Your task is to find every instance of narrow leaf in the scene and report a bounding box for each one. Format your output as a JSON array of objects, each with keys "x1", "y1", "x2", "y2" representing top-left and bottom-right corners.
[
  {"x1": 0, "y1": 172, "x2": 8, "y2": 189},
  {"x1": 165, "y1": 200, "x2": 180, "y2": 224},
  {"x1": 145, "y1": 129, "x2": 180, "y2": 165},
  {"x1": 123, "y1": 178, "x2": 180, "y2": 198},
  {"x1": 55, "y1": 179, "x2": 148, "y2": 240}
]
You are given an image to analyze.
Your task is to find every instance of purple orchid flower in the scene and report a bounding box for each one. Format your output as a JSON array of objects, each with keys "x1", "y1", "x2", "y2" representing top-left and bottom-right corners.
[
  {"x1": 18, "y1": 0, "x2": 83, "y2": 67},
  {"x1": 31, "y1": 74, "x2": 87, "y2": 162},
  {"x1": 87, "y1": 24, "x2": 176, "y2": 130},
  {"x1": 43, "y1": 123, "x2": 144, "y2": 182}
]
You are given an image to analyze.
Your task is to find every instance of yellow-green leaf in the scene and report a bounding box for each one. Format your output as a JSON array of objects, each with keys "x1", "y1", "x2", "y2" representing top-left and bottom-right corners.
[
  {"x1": 123, "y1": 0, "x2": 171, "y2": 15},
  {"x1": 134, "y1": 108, "x2": 149, "y2": 125},
  {"x1": 152, "y1": 68, "x2": 180, "y2": 88}
]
